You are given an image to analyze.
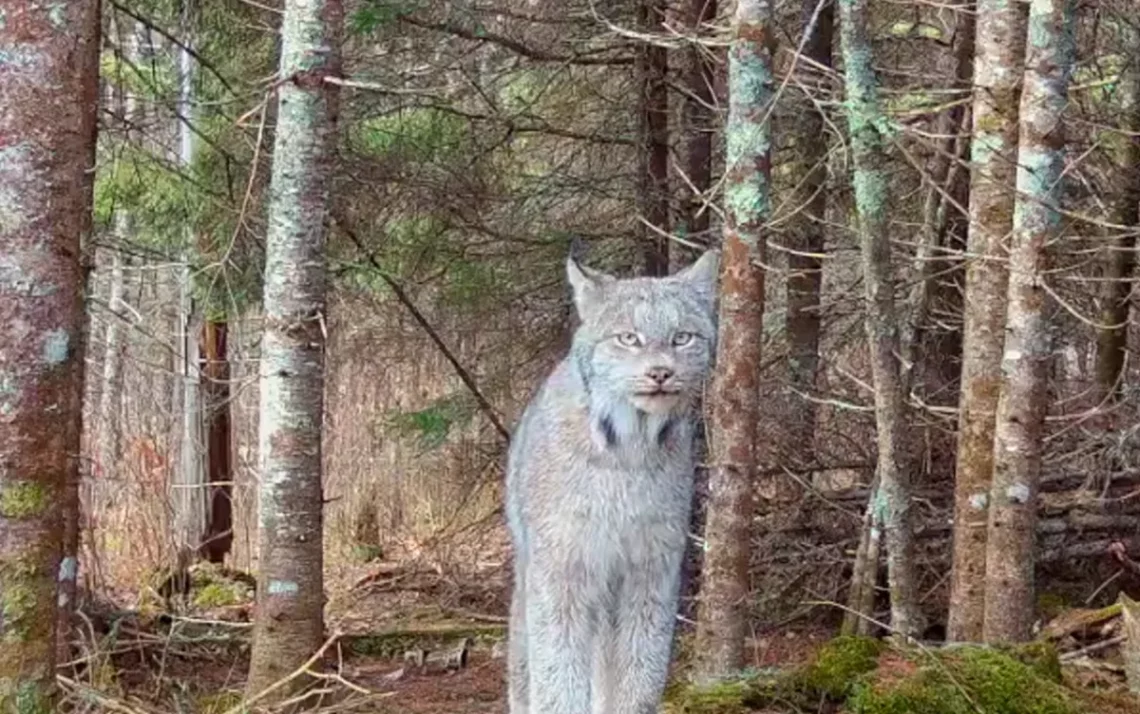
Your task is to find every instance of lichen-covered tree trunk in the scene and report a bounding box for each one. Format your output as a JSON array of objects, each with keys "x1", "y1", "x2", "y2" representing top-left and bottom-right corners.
[
  {"x1": 695, "y1": 0, "x2": 772, "y2": 681},
  {"x1": 837, "y1": 0, "x2": 922, "y2": 637},
  {"x1": 785, "y1": 0, "x2": 833, "y2": 471},
  {"x1": 681, "y1": 0, "x2": 718, "y2": 248},
  {"x1": 982, "y1": 0, "x2": 1074, "y2": 643},
  {"x1": 0, "y1": 0, "x2": 101, "y2": 707},
  {"x1": 246, "y1": 0, "x2": 343, "y2": 699},
  {"x1": 637, "y1": 0, "x2": 671, "y2": 275},
  {"x1": 946, "y1": 0, "x2": 1027, "y2": 643},
  {"x1": 1094, "y1": 48, "x2": 1140, "y2": 405}
]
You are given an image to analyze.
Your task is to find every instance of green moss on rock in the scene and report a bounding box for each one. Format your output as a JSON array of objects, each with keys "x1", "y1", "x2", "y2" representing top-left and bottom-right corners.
[
  {"x1": 794, "y1": 635, "x2": 885, "y2": 699},
  {"x1": 664, "y1": 679, "x2": 755, "y2": 714},
  {"x1": 850, "y1": 647, "x2": 1077, "y2": 714}
]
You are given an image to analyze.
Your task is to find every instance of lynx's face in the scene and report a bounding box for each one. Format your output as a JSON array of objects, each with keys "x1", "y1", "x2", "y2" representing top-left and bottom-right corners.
[{"x1": 568, "y1": 251, "x2": 719, "y2": 416}]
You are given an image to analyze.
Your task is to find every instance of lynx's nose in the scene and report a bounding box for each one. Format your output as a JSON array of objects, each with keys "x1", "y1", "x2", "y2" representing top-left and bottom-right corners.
[{"x1": 646, "y1": 366, "x2": 674, "y2": 384}]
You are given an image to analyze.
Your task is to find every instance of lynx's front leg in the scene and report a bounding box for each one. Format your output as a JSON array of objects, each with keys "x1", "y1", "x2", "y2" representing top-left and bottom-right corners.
[
  {"x1": 605, "y1": 547, "x2": 684, "y2": 714},
  {"x1": 508, "y1": 564, "x2": 529, "y2": 714},
  {"x1": 527, "y1": 558, "x2": 596, "y2": 714}
]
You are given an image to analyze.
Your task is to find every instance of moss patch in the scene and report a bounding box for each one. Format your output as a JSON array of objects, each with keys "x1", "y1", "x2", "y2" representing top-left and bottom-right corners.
[
  {"x1": 850, "y1": 647, "x2": 1076, "y2": 714},
  {"x1": 793, "y1": 635, "x2": 885, "y2": 699},
  {"x1": 665, "y1": 637, "x2": 1132, "y2": 714},
  {"x1": 0, "y1": 482, "x2": 48, "y2": 519}
]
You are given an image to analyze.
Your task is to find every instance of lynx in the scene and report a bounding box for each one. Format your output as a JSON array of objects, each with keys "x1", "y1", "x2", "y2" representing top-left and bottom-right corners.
[{"x1": 505, "y1": 248, "x2": 719, "y2": 714}]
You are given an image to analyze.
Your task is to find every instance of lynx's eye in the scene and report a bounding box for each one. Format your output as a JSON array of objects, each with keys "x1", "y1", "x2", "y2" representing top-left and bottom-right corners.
[
  {"x1": 616, "y1": 332, "x2": 642, "y2": 348},
  {"x1": 672, "y1": 331, "x2": 695, "y2": 347}
]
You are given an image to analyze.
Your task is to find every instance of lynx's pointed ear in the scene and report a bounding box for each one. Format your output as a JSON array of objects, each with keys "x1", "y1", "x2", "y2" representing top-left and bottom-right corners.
[
  {"x1": 672, "y1": 250, "x2": 720, "y2": 308},
  {"x1": 567, "y1": 253, "x2": 613, "y2": 321}
]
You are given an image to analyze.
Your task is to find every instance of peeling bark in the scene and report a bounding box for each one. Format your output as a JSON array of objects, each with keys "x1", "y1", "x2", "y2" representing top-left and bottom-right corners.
[
  {"x1": 982, "y1": 0, "x2": 1075, "y2": 644},
  {"x1": 246, "y1": 0, "x2": 343, "y2": 699},
  {"x1": 946, "y1": 0, "x2": 1028, "y2": 643},
  {"x1": 695, "y1": 0, "x2": 773, "y2": 681},
  {"x1": 837, "y1": 0, "x2": 922, "y2": 637},
  {"x1": 199, "y1": 320, "x2": 233, "y2": 564},
  {"x1": 0, "y1": 0, "x2": 101, "y2": 707}
]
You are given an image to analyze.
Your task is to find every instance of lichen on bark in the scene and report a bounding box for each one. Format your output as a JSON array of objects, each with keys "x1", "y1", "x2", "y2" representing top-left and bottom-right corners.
[
  {"x1": 947, "y1": 0, "x2": 1028, "y2": 643},
  {"x1": 695, "y1": 0, "x2": 774, "y2": 682},
  {"x1": 982, "y1": 0, "x2": 1075, "y2": 644},
  {"x1": 837, "y1": 0, "x2": 923, "y2": 637},
  {"x1": 246, "y1": 0, "x2": 343, "y2": 701},
  {"x1": 0, "y1": 1, "x2": 100, "y2": 707}
]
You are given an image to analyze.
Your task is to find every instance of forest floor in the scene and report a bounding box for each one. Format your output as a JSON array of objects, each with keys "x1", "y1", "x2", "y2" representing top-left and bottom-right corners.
[
  {"x1": 63, "y1": 557, "x2": 1139, "y2": 713},
  {"x1": 63, "y1": 557, "x2": 839, "y2": 714}
]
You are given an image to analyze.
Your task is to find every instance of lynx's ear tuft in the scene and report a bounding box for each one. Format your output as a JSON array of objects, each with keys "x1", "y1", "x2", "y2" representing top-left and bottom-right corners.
[
  {"x1": 566, "y1": 250, "x2": 614, "y2": 321},
  {"x1": 672, "y1": 250, "x2": 719, "y2": 309}
]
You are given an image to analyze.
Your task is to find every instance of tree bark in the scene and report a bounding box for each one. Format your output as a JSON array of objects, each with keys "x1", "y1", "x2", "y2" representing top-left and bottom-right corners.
[
  {"x1": 695, "y1": 0, "x2": 772, "y2": 681},
  {"x1": 199, "y1": 320, "x2": 233, "y2": 563},
  {"x1": 784, "y1": 0, "x2": 833, "y2": 472},
  {"x1": 246, "y1": 0, "x2": 343, "y2": 699},
  {"x1": 637, "y1": 0, "x2": 671, "y2": 275},
  {"x1": 946, "y1": 0, "x2": 1028, "y2": 643},
  {"x1": 982, "y1": 0, "x2": 1075, "y2": 644},
  {"x1": 837, "y1": 0, "x2": 923, "y2": 637},
  {"x1": 97, "y1": 250, "x2": 128, "y2": 477},
  {"x1": 172, "y1": 9, "x2": 207, "y2": 562},
  {"x1": 1094, "y1": 48, "x2": 1140, "y2": 406},
  {"x1": 0, "y1": 0, "x2": 100, "y2": 707}
]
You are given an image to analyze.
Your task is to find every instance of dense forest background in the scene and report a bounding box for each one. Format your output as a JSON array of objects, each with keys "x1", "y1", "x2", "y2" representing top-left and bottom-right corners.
[{"x1": 7, "y1": 0, "x2": 1140, "y2": 709}]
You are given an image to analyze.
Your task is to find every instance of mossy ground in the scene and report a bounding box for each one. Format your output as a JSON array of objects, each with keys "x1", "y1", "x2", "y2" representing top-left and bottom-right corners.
[{"x1": 664, "y1": 636, "x2": 1140, "y2": 714}]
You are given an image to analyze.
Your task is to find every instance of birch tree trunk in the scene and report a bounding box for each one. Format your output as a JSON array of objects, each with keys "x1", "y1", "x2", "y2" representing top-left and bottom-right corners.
[
  {"x1": 1094, "y1": 46, "x2": 1140, "y2": 406},
  {"x1": 837, "y1": 0, "x2": 923, "y2": 637},
  {"x1": 695, "y1": 0, "x2": 772, "y2": 681},
  {"x1": 172, "y1": 9, "x2": 207, "y2": 560},
  {"x1": 946, "y1": 0, "x2": 1028, "y2": 643},
  {"x1": 982, "y1": 0, "x2": 1075, "y2": 643},
  {"x1": 246, "y1": 0, "x2": 343, "y2": 698},
  {"x1": 0, "y1": 0, "x2": 100, "y2": 706},
  {"x1": 637, "y1": 0, "x2": 671, "y2": 275},
  {"x1": 97, "y1": 251, "x2": 128, "y2": 475}
]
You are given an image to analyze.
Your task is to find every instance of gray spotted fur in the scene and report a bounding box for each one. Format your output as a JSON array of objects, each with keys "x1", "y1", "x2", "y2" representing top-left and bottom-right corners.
[{"x1": 506, "y1": 249, "x2": 719, "y2": 714}]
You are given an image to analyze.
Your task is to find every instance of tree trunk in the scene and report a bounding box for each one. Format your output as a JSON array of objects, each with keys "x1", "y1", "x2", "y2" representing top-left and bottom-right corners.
[
  {"x1": 96, "y1": 250, "x2": 128, "y2": 476},
  {"x1": 680, "y1": 0, "x2": 719, "y2": 250},
  {"x1": 842, "y1": 479, "x2": 882, "y2": 637},
  {"x1": 784, "y1": 0, "x2": 833, "y2": 472},
  {"x1": 837, "y1": 0, "x2": 922, "y2": 637},
  {"x1": 694, "y1": 0, "x2": 773, "y2": 682},
  {"x1": 200, "y1": 320, "x2": 233, "y2": 563},
  {"x1": 0, "y1": 0, "x2": 100, "y2": 706},
  {"x1": 902, "y1": 9, "x2": 974, "y2": 397},
  {"x1": 1094, "y1": 48, "x2": 1140, "y2": 406},
  {"x1": 172, "y1": 12, "x2": 207, "y2": 562},
  {"x1": 637, "y1": 0, "x2": 671, "y2": 275},
  {"x1": 982, "y1": 0, "x2": 1075, "y2": 643},
  {"x1": 946, "y1": 0, "x2": 1028, "y2": 643},
  {"x1": 246, "y1": 0, "x2": 343, "y2": 699}
]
